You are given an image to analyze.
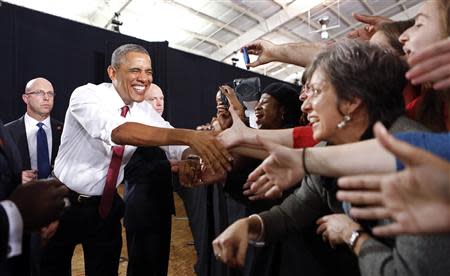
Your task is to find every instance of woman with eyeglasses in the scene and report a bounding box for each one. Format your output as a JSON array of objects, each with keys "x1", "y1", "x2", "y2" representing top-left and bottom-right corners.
[{"x1": 212, "y1": 40, "x2": 437, "y2": 274}]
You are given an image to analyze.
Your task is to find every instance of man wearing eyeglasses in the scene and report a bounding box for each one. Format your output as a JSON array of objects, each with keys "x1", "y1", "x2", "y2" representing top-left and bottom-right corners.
[{"x1": 5, "y1": 77, "x2": 63, "y2": 276}]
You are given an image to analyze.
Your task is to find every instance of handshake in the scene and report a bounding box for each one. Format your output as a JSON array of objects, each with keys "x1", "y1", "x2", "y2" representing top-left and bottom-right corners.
[{"x1": 171, "y1": 155, "x2": 227, "y2": 187}]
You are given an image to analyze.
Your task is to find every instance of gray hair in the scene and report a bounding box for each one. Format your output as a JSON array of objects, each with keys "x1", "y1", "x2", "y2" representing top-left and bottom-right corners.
[
  {"x1": 309, "y1": 39, "x2": 407, "y2": 128},
  {"x1": 111, "y1": 44, "x2": 149, "y2": 68}
]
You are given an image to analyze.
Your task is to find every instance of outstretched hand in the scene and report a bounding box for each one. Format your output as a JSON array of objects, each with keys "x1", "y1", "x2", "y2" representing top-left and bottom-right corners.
[
  {"x1": 347, "y1": 13, "x2": 391, "y2": 40},
  {"x1": 337, "y1": 122, "x2": 450, "y2": 236},
  {"x1": 171, "y1": 158, "x2": 227, "y2": 187},
  {"x1": 218, "y1": 107, "x2": 251, "y2": 149},
  {"x1": 245, "y1": 136, "x2": 304, "y2": 199},
  {"x1": 188, "y1": 130, "x2": 233, "y2": 174}
]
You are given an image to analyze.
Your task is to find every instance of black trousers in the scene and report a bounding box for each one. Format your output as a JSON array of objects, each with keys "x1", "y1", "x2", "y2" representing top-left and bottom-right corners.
[
  {"x1": 40, "y1": 193, "x2": 124, "y2": 276},
  {"x1": 125, "y1": 216, "x2": 172, "y2": 276}
]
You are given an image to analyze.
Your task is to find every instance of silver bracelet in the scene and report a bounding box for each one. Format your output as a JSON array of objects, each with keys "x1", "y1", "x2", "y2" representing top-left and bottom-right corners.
[{"x1": 248, "y1": 214, "x2": 265, "y2": 243}]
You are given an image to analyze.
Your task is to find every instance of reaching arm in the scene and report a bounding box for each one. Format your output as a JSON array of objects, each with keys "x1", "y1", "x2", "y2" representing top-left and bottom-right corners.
[
  {"x1": 245, "y1": 123, "x2": 398, "y2": 198},
  {"x1": 112, "y1": 122, "x2": 232, "y2": 174},
  {"x1": 219, "y1": 108, "x2": 295, "y2": 149},
  {"x1": 244, "y1": 39, "x2": 327, "y2": 68}
]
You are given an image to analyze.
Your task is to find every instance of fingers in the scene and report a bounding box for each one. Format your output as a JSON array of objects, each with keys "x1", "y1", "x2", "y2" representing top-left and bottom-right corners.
[
  {"x1": 372, "y1": 222, "x2": 405, "y2": 237},
  {"x1": 337, "y1": 174, "x2": 382, "y2": 190},
  {"x1": 352, "y1": 12, "x2": 387, "y2": 25},
  {"x1": 198, "y1": 133, "x2": 233, "y2": 174},
  {"x1": 406, "y1": 50, "x2": 450, "y2": 88},
  {"x1": 247, "y1": 162, "x2": 265, "y2": 183},
  {"x1": 264, "y1": 186, "x2": 283, "y2": 200},
  {"x1": 349, "y1": 207, "x2": 391, "y2": 221},
  {"x1": 407, "y1": 38, "x2": 450, "y2": 67},
  {"x1": 248, "y1": 183, "x2": 273, "y2": 200},
  {"x1": 246, "y1": 60, "x2": 262, "y2": 68},
  {"x1": 433, "y1": 77, "x2": 450, "y2": 90},
  {"x1": 336, "y1": 190, "x2": 383, "y2": 206},
  {"x1": 212, "y1": 236, "x2": 243, "y2": 267},
  {"x1": 316, "y1": 221, "x2": 327, "y2": 235}
]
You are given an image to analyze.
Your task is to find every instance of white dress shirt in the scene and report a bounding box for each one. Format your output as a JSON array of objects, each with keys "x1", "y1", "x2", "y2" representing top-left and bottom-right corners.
[
  {"x1": 54, "y1": 83, "x2": 186, "y2": 196},
  {"x1": 24, "y1": 113, "x2": 52, "y2": 170},
  {"x1": 0, "y1": 200, "x2": 23, "y2": 258}
]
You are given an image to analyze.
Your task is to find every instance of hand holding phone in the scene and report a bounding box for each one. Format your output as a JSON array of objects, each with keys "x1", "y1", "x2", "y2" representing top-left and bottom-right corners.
[{"x1": 242, "y1": 47, "x2": 250, "y2": 69}]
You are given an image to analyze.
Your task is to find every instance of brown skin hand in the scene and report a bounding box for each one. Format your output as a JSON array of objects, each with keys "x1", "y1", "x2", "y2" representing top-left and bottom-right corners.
[{"x1": 111, "y1": 122, "x2": 232, "y2": 174}]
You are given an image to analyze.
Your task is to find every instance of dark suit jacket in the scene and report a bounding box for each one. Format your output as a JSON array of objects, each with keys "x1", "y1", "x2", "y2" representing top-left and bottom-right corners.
[
  {"x1": 0, "y1": 121, "x2": 22, "y2": 264},
  {"x1": 124, "y1": 146, "x2": 175, "y2": 232},
  {"x1": 5, "y1": 116, "x2": 63, "y2": 170}
]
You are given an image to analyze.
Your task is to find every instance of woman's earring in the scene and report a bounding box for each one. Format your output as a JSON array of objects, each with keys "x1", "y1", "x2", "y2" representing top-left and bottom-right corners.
[{"x1": 337, "y1": 115, "x2": 351, "y2": 129}]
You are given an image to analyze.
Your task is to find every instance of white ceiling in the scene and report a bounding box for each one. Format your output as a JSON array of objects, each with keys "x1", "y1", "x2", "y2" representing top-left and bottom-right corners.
[{"x1": 5, "y1": 0, "x2": 422, "y2": 82}]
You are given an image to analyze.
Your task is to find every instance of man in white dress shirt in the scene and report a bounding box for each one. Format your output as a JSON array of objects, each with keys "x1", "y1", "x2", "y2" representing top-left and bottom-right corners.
[{"x1": 40, "y1": 44, "x2": 232, "y2": 276}]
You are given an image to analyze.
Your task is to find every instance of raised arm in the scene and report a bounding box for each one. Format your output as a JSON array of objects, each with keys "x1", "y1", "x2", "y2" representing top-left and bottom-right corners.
[
  {"x1": 219, "y1": 107, "x2": 294, "y2": 149},
  {"x1": 244, "y1": 39, "x2": 327, "y2": 68}
]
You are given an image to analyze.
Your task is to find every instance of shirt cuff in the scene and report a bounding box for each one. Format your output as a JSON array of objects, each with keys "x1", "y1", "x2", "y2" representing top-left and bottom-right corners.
[{"x1": 0, "y1": 200, "x2": 23, "y2": 258}]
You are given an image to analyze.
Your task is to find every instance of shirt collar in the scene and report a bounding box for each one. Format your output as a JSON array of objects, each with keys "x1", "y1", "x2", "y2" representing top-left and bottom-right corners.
[
  {"x1": 24, "y1": 113, "x2": 51, "y2": 128},
  {"x1": 105, "y1": 83, "x2": 135, "y2": 116}
]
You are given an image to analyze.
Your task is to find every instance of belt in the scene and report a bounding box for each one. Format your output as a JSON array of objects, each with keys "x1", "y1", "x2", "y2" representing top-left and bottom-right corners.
[{"x1": 68, "y1": 190, "x2": 102, "y2": 205}]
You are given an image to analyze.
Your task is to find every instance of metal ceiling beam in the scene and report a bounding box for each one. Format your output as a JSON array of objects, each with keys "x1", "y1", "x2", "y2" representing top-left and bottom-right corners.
[
  {"x1": 298, "y1": 14, "x2": 321, "y2": 30},
  {"x1": 181, "y1": 29, "x2": 225, "y2": 48},
  {"x1": 360, "y1": 0, "x2": 375, "y2": 14},
  {"x1": 102, "y1": 0, "x2": 134, "y2": 28},
  {"x1": 222, "y1": 1, "x2": 264, "y2": 24},
  {"x1": 210, "y1": 0, "x2": 324, "y2": 61},
  {"x1": 331, "y1": 0, "x2": 419, "y2": 39},
  {"x1": 277, "y1": 27, "x2": 311, "y2": 42},
  {"x1": 171, "y1": 0, "x2": 243, "y2": 36},
  {"x1": 390, "y1": 1, "x2": 422, "y2": 21},
  {"x1": 329, "y1": 6, "x2": 353, "y2": 27}
]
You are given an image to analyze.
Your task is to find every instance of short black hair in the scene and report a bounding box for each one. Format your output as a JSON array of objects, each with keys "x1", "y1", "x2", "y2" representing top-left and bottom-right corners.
[{"x1": 111, "y1": 44, "x2": 149, "y2": 68}]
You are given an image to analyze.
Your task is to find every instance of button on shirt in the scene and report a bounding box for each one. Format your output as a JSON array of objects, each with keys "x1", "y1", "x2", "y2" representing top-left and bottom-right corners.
[
  {"x1": 54, "y1": 83, "x2": 186, "y2": 196},
  {"x1": 24, "y1": 113, "x2": 52, "y2": 170}
]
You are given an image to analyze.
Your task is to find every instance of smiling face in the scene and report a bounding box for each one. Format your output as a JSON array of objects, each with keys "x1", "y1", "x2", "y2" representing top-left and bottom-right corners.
[
  {"x1": 22, "y1": 77, "x2": 54, "y2": 121},
  {"x1": 400, "y1": 1, "x2": 447, "y2": 57},
  {"x1": 254, "y1": 93, "x2": 284, "y2": 129},
  {"x1": 108, "y1": 51, "x2": 153, "y2": 104},
  {"x1": 301, "y1": 68, "x2": 346, "y2": 143}
]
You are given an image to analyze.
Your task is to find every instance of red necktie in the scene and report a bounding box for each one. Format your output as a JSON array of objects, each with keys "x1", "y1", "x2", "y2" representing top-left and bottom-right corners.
[{"x1": 99, "y1": 105, "x2": 129, "y2": 219}]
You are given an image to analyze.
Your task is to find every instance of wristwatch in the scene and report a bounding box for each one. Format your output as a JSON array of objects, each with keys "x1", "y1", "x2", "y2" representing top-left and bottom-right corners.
[{"x1": 347, "y1": 229, "x2": 364, "y2": 249}]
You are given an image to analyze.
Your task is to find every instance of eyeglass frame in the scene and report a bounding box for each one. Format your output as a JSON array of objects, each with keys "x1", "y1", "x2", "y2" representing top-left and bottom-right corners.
[{"x1": 25, "y1": 90, "x2": 56, "y2": 97}]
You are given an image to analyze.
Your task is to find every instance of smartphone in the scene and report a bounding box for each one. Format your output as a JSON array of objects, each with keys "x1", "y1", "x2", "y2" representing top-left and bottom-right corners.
[
  {"x1": 242, "y1": 47, "x2": 250, "y2": 68},
  {"x1": 219, "y1": 90, "x2": 229, "y2": 108}
]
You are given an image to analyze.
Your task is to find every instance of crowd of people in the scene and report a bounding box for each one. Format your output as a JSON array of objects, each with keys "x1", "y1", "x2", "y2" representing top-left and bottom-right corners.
[{"x1": 0, "y1": 0, "x2": 449, "y2": 275}]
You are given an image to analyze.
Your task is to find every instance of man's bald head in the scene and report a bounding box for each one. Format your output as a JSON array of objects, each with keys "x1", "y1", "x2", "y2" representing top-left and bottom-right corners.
[
  {"x1": 25, "y1": 77, "x2": 54, "y2": 94},
  {"x1": 22, "y1": 77, "x2": 55, "y2": 121},
  {"x1": 145, "y1": 83, "x2": 164, "y2": 115}
]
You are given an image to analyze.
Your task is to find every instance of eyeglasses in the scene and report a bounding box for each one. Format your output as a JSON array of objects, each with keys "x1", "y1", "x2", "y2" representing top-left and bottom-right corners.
[
  {"x1": 26, "y1": 90, "x2": 56, "y2": 97},
  {"x1": 302, "y1": 84, "x2": 322, "y2": 99}
]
